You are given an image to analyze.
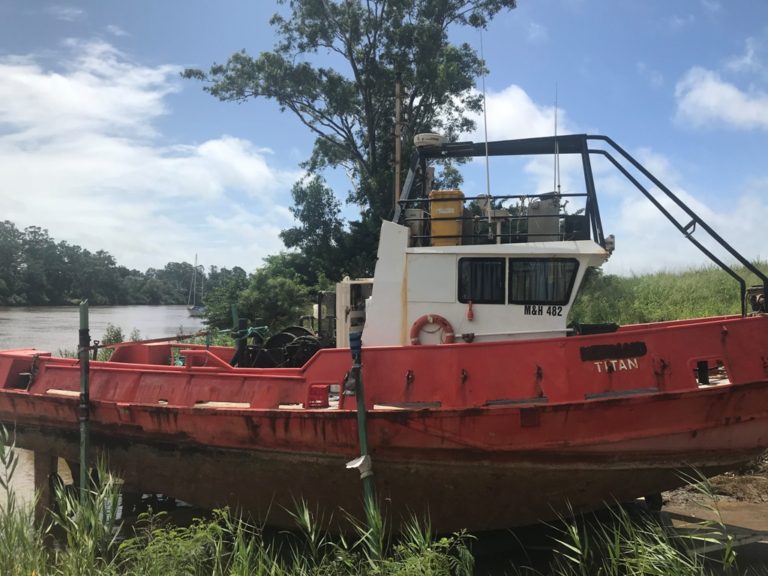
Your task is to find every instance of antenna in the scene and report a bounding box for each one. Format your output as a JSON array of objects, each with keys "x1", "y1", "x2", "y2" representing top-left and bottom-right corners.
[
  {"x1": 553, "y1": 83, "x2": 561, "y2": 195},
  {"x1": 480, "y1": 32, "x2": 492, "y2": 234},
  {"x1": 394, "y1": 73, "x2": 402, "y2": 213}
]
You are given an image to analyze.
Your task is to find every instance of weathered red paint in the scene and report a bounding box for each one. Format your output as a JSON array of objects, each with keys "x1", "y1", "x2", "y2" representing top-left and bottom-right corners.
[{"x1": 0, "y1": 314, "x2": 767, "y2": 530}]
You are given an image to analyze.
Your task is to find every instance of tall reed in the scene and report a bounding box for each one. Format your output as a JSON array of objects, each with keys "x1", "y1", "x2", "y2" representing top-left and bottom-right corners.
[{"x1": 0, "y1": 428, "x2": 49, "y2": 576}]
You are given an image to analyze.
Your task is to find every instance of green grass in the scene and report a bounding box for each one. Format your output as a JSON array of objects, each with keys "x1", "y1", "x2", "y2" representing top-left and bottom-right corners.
[
  {"x1": 571, "y1": 260, "x2": 768, "y2": 325},
  {"x1": 0, "y1": 427, "x2": 49, "y2": 576}
]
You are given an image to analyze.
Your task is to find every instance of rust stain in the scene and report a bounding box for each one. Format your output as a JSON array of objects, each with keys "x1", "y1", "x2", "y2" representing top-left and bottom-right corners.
[
  {"x1": 245, "y1": 416, "x2": 260, "y2": 440},
  {"x1": 520, "y1": 407, "x2": 541, "y2": 428}
]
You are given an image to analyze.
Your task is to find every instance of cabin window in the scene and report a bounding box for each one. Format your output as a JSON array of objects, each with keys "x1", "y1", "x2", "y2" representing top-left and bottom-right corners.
[
  {"x1": 508, "y1": 259, "x2": 579, "y2": 305},
  {"x1": 458, "y1": 258, "x2": 505, "y2": 304}
]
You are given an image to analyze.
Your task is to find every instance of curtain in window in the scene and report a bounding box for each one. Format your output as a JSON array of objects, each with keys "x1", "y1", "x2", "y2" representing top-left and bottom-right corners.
[
  {"x1": 509, "y1": 259, "x2": 577, "y2": 304},
  {"x1": 458, "y1": 258, "x2": 505, "y2": 303}
]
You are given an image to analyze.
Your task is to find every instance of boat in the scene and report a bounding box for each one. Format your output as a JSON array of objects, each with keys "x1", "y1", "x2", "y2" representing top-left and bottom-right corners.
[
  {"x1": 187, "y1": 254, "x2": 207, "y2": 318},
  {"x1": 0, "y1": 133, "x2": 766, "y2": 532}
]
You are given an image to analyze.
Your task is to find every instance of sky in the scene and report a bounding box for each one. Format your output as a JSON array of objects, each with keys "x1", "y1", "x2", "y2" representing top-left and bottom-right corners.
[{"x1": 1, "y1": 0, "x2": 767, "y2": 276}]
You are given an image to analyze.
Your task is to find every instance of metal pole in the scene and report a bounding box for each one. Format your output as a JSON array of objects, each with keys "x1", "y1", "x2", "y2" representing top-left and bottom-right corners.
[
  {"x1": 78, "y1": 300, "x2": 90, "y2": 503},
  {"x1": 345, "y1": 330, "x2": 375, "y2": 516},
  {"x1": 394, "y1": 73, "x2": 402, "y2": 213}
]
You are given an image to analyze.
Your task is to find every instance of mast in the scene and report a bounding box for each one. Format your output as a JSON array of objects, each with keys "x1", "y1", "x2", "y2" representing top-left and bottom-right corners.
[{"x1": 188, "y1": 254, "x2": 198, "y2": 308}]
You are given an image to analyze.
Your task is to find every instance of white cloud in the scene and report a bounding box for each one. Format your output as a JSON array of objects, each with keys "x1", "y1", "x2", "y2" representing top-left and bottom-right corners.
[
  {"x1": 667, "y1": 14, "x2": 695, "y2": 31},
  {"x1": 0, "y1": 40, "x2": 301, "y2": 272},
  {"x1": 700, "y1": 0, "x2": 721, "y2": 15},
  {"x1": 0, "y1": 40, "x2": 177, "y2": 141},
  {"x1": 636, "y1": 61, "x2": 664, "y2": 88},
  {"x1": 675, "y1": 67, "x2": 768, "y2": 130},
  {"x1": 726, "y1": 37, "x2": 766, "y2": 75},
  {"x1": 106, "y1": 24, "x2": 129, "y2": 38},
  {"x1": 598, "y1": 147, "x2": 768, "y2": 275},
  {"x1": 675, "y1": 36, "x2": 768, "y2": 130},
  {"x1": 527, "y1": 22, "x2": 548, "y2": 44},
  {"x1": 46, "y1": 5, "x2": 85, "y2": 22},
  {"x1": 466, "y1": 84, "x2": 562, "y2": 141}
]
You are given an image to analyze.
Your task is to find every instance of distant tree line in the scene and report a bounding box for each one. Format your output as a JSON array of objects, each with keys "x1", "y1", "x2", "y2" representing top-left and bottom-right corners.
[{"x1": 0, "y1": 220, "x2": 240, "y2": 307}]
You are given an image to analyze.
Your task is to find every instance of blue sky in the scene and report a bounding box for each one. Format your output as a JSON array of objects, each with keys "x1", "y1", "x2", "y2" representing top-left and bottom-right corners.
[{"x1": 1, "y1": 1, "x2": 767, "y2": 275}]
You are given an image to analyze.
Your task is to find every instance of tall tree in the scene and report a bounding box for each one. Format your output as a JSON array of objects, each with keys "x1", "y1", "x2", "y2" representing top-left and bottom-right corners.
[
  {"x1": 0, "y1": 221, "x2": 23, "y2": 303},
  {"x1": 280, "y1": 176, "x2": 347, "y2": 281},
  {"x1": 184, "y1": 0, "x2": 516, "y2": 277},
  {"x1": 204, "y1": 266, "x2": 250, "y2": 328}
]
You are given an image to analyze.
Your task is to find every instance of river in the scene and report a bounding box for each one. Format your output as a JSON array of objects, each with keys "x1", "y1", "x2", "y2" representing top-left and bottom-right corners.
[
  {"x1": 0, "y1": 305, "x2": 206, "y2": 354},
  {"x1": 0, "y1": 305, "x2": 205, "y2": 507}
]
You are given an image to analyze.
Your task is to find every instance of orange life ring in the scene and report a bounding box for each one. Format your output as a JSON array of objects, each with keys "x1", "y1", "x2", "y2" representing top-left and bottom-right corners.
[{"x1": 410, "y1": 314, "x2": 455, "y2": 345}]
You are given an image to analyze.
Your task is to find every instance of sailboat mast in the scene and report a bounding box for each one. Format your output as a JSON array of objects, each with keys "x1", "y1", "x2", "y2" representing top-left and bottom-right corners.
[{"x1": 188, "y1": 254, "x2": 198, "y2": 308}]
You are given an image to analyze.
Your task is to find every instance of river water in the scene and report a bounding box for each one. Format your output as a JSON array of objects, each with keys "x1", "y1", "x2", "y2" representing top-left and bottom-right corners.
[
  {"x1": 0, "y1": 305, "x2": 205, "y2": 507},
  {"x1": 0, "y1": 305, "x2": 205, "y2": 354}
]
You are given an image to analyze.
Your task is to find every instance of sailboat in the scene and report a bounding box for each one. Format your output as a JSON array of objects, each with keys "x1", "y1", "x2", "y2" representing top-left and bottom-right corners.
[{"x1": 187, "y1": 254, "x2": 206, "y2": 318}]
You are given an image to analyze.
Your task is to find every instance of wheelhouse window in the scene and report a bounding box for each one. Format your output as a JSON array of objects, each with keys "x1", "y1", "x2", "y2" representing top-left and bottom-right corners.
[
  {"x1": 458, "y1": 258, "x2": 505, "y2": 304},
  {"x1": 508, "y1": 259, "x2": 579, "y2": 305}
]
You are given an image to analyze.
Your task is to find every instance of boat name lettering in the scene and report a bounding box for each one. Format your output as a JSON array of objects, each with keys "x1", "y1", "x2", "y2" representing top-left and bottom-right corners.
[
  {"x1": 524, "y1": 305, "x2": 563, "y2": 316},
  {"x1": 579, "y1": 342, "x2": 647, "y2": 362},
  {"x1": 593, "y1": 358, "x2": 640, "y2": 373}
]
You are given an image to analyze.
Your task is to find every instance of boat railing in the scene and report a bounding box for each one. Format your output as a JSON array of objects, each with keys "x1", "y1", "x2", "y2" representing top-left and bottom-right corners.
[
  {"x1": 587, "y1": 135, "x2": 768, "y2": 316},
  {"x1": 399, "y1": 191, "x2": 592, "y2": 246}
]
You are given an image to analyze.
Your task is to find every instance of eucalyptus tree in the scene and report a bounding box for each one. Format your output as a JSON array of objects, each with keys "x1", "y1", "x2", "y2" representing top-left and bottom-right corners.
[{"x1": 184, "y1": 0, "x2": 516, "y2": 279}]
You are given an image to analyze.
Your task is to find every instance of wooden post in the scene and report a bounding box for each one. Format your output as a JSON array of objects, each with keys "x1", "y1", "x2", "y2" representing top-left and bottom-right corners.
[{"x1": 33, "y1": 450, "x2": 57, "y2": 524}]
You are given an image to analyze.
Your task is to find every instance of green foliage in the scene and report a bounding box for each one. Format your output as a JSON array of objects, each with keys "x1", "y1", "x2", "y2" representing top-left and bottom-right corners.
[
  {"x1": 280, "y1": 176, "x2": 348, "y2": 282},
  {"x1": 544, "y1": 485, "x2": 739, "y2": 576},
  {"x1": 238, "y1": 256, "x2": 311, "y2": 331},
  {"x1": 571, "y1": 261, "x2": 768, "y2": 325},
  {"x1": 203, "y1": 266, "x2": 249, "y2": 329},
  {"x1": 0, "y1": 220, "x2": 213, "y2": 307},
  {"x1": 50, "y1": 459, "x2": 122, "y2": 576},
  {"x1": 203, "y1": 254, "x2": 318, "y2": 332},
  {"x1": 0, "y1": 428, "x2": 49, "y2": 576},
  {"x1": 117, "y1": 511, "x2": 225, "y2": 576},
  {"x1": 101, "y1": 323, "x2": 125, "y2": 345},
  {"x1": 184, "y1": 0, "x2": 517, "y2": 283},
  {"x1": 185, "y1": 328, "x2": 236, "y2": 348}
]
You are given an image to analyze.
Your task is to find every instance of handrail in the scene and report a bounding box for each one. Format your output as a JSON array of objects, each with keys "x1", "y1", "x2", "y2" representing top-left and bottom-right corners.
[{"x1": 588, "y1": 135, "x2": 768, "y2": 316}]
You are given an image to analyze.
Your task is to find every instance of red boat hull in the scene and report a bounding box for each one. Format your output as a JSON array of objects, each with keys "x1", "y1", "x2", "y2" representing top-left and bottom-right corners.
[{"x1": 0, "y1": 314, "x2": 767, "y2": 530}]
